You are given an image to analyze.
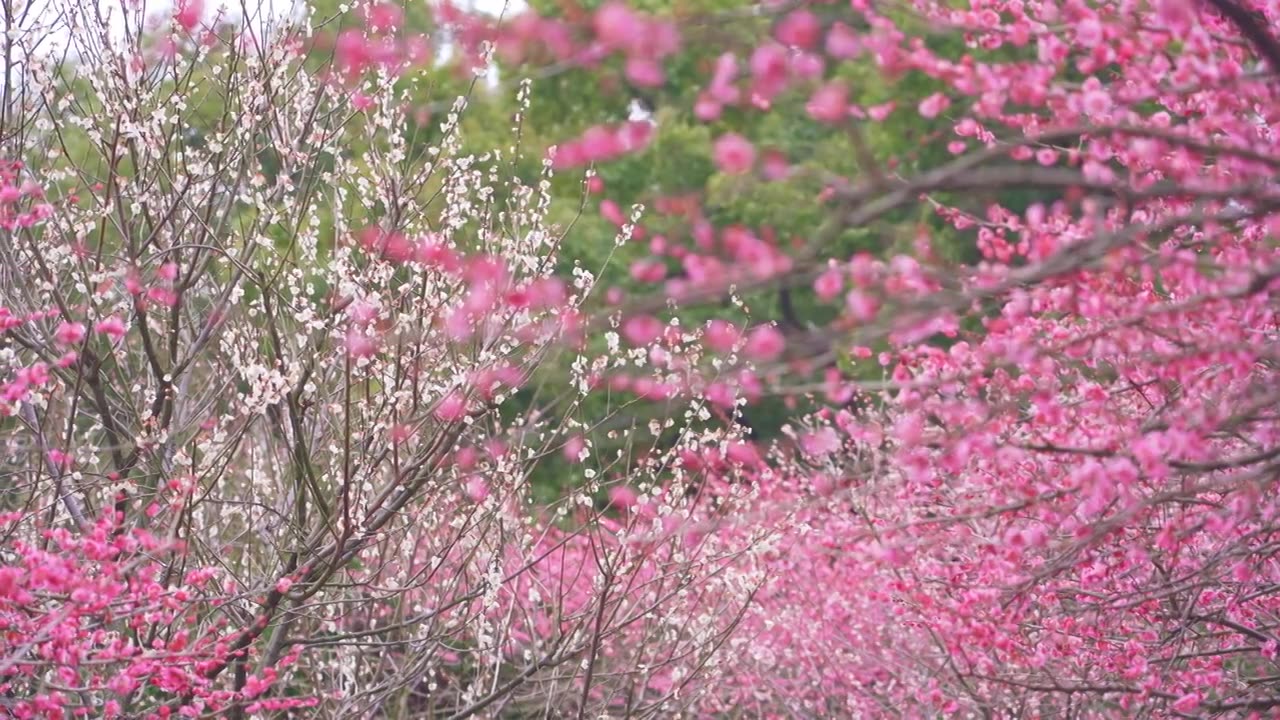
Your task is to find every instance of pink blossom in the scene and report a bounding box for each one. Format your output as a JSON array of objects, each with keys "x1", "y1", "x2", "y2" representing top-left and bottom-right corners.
[
  {"x1": 1171, "y1": 693, "x2": 1201, "y2": 713},
  {"x1": 54, "y1": 322, "x2": 85, "y2": 346},
  {"x1": 463, "y1": 475, "x2": 489, "y2": 503},
  {"x1": 357, "y1": 227, "x2": 413, "y2": 264},
  {"x1": 713, "y1": 133, "x2": 756, "y2": 175},
  {"x1": 725, "y1": 441, "x2": 762, "y2": 467},
  {"x1": 563, "y1": 435, "x2": 586, "y2": 463},
  {"x1": 708, "y1": 52, "x2": 740, "y2": 104},
  {"x1": 826, "y1": 22, "x2": 861, "y2": 58},
  {"x1": 893, "y1": 412, "x2": 924, "y2": 446},
  {"x1": 1081, "y1": 88, "x2": 1111, "y2": 116},
  {"x1": 435, "y1": 392, "x2": 468, "y2": 422},
  {"x1": 94, "y1": 317, "x2": 127, "y2": 340},
  {"x1": 761, "y1": 150, "x2": 791, "y2": 181},
  {"x1": 800, "y1": 427, "x2": 841, "y2": 457},
  {"x1": 147, "y1": 287, "x2": 179, "y2": 307},
  {"x1": 174, "y1": 0, "x2": 203, "y2": 30},
  {"x1": 789, "y1": 52, "x2": 825, "y2": 80},
  {"x1": 749, "y1": 42, "x2": 789, "y2": 99},
  {"x1": 622, "y1": 314, "x2": 663, "y2": 346},
  {"x1": 335, "y1": 29, "x2": 371, "y2": 77},
  {"x1": 867, "y1": 102, "x2": 896, "y2": 121},
  {"x1": 743, "y1": 325, "x2": 785, "y2": 362},
  {"x1": 625, "y1": 57, "x2": 665, "y2": 87},
  {"x1": 600, "y1": 199, "x2": 625, "y2": 226},
  {"x1": 608, "y1": 484, "x2": 638, "y2": 510},
  {"x1": 0, "y1": 308, "x2": 20, "y2": 331},
  {"x1": 363, "y1": 3, "x2": 403, "y2": 31},
  {"x1": 814, "y1": 268, "x2": 844, "y2": 300},
  {"x1": 1155, "y1": 0, "x2": 1195, "y2": 30},
  {"x1": 629, "y1": 259, "x2": 667, "y2": 283},
  {"x1": 1075, "y1": 17, "x2": 1103, "y2": 47},
  {"x1": 415, "y1": 238, "x2": 459, "y2": 271},
  {"x1": 917, "y1": 92, "x2": 951, "y2": 119},
  {"x1": 845, "y1": 289, "x2": 879, "y2": 322},
  {"x1": 593, "y1": 2, "x2": 639, "y2": 50},
  {"x1": 704, "y1": 319, "x2": 740, "y2": 353},
  {"x1": 580, "y1": 125, "x2": 622, "y2": 162},
  {"x1": 806, "y1": 82, "x2": 849, "y2": 124},
  {"x1": 694, "y1": 95, "x2": 723, "y2": 121},
  {"x1": 618, "y1": 120, "x2": 654, "y2": 152},
  {"x1": 344, "y1": 330, "x2": 378, "y2": 358},
  {"x1": 775, "y1": 10, "x2": 821, "y2": 49},
  {"x1": 704, "y1": 381, "x2": 737, "y2": 409},
  {"x1": 346, "y1": 300, "x2": 380, "y2": 327}
]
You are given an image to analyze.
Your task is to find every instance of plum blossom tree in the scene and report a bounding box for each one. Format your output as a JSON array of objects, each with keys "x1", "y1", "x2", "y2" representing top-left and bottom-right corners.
[
  {"x1": 0, "y1": 5, "x2": 762, "y2": 718},
  {"x1": 2, "y1": 0, "x2": 1280, "y2": 716},
  {"x1": 408, "y1": 0, "x2": 1280, "y2": 714}
]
